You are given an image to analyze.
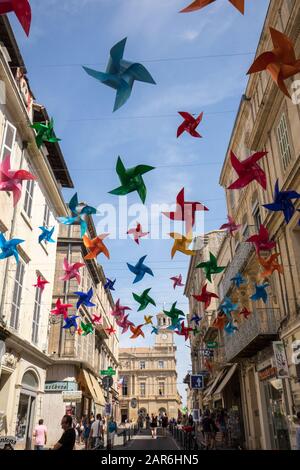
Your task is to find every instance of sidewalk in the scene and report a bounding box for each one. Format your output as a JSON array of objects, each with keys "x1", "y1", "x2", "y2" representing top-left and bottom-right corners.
[{"x1": 113, "y1": 428, "x2": 180, "y2": 451}]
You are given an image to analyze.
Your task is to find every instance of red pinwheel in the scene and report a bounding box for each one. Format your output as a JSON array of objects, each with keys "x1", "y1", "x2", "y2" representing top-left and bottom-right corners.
[
  {"x1": 193, "y1": 284, "x2": 219, "y2": 310},
  {"x1": 162, "y1": 188, "x2": 208, "y2": 234},
  {"x1": 33, "y1": 275, "x2": 49, "y2": 292},
  {"x1": 0, "y1": 155, "x2": 36, "y2": 206},
  {"x1": 239, "y1": 307, "x2": 251, "y2": 319},
  {"x1": 170, "y1": 274, "x2": 185, "y2": 289},
  {"x1": 246, "y1": 224, "x2": 276, "y2": 254},
  {"x1": 177, "y1": 112, "x2": 203, "y2": 138},
  {"x1": 220, "y1": 215, "x2": 241, "y2": 236},
  {"x1": 127, "y1": 222, "x2": 149, "y2": 244},
  {"x1": 91, "y1": 314, "x2": 102, "y2": 325},
  {"x1": 105, "y1": 326, "x2": 116, "y2": 336},
  {"x1": 227, "y1": 150, "x2": 268, "y2": 190},
  {"x1": 0, "y1": 0, "x2": 31, "y2": 36},
  {"x1": 51, "y1": 298, "x2": 73, "y2": 320},
  {"x1": 180, "y1": 0, "x2": 245, "y2": 14},
  {"x1": 175, "y1": 322, "x2": 193, "y2": 341}
]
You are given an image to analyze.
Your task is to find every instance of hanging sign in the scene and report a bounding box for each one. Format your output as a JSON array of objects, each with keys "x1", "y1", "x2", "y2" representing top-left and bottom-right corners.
[{"x1": 273, "y1": 341, "x2": 289, "y2": 378}]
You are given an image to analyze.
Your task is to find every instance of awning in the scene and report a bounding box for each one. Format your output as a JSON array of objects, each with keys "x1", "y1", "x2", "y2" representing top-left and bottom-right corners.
[
  {"x1": 82, "y1": 370, "x2": 104, "y2": 406},
  {"x1": 89, "y1": 374, "x2": 106, "y2": 406},
  {"x1": 203, "y1": 369, "x2": 227, "y2": 400},
  {"x1": 213, "y1": 364, "x2": 238, "y2": 396}
]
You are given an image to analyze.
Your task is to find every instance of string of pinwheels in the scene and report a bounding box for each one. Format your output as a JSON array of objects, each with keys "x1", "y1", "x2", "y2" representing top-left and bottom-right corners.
[{"x1": 1, "y1": 1, "x2": 300, "y2": 348}]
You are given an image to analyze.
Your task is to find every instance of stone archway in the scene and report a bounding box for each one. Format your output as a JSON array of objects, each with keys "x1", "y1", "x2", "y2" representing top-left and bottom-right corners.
[{"x1": 16, "y1": 370, "x2": 39, "y2": 450}]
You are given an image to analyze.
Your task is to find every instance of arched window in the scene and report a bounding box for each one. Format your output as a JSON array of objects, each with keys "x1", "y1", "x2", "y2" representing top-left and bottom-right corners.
[{"x1": 22, "y1": 371, "x2": 38, "y2": 390}]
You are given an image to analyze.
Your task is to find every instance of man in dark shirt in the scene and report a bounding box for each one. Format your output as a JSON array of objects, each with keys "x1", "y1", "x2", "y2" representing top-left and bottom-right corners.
[{"x1": 53, "y1": 415, "x2": 76, "y2": 450}]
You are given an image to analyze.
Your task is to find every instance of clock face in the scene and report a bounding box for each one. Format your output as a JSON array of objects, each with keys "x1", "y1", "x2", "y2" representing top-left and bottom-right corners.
[{"x1": 161, "y1": 333, "x2": 168, "y2": 340}]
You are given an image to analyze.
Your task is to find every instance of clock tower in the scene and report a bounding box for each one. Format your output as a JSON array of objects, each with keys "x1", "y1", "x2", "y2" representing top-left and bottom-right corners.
[{"x1": 155, "y1": 312, "x2": 175, "y2": 348}]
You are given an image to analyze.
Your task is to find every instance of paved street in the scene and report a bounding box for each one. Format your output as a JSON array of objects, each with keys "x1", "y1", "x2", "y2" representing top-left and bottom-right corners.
[{"x1": 114, "y1": 429, "x2": 180, "y2": 451}]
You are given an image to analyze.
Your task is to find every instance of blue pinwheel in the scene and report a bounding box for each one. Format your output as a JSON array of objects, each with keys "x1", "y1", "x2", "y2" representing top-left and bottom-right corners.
[
  {"x1": 263, "y1": 180, "x2": 300, "y2": 224},
  {"x1": 231, "y1": 273, "x2": 246, "y2": 289},
  {"x1": 219, "y1": 297, "x2": 238, "y2": 318},
  {"x1": 38, "y1": 226, "x2": 55, "y2": 244},
  {"x1": 224, "y1": 322, "x2": 238, "y2": 335},
  {"x1": 250, "y1": 283, "x2": 270, "y2": 304},
  {"x1": 0, "y1": 233, "x2": 24, "y2": 264},
  {"x1": 73, "y1": 288, "x2": 96, "y2": 309},
  {"x1": 83, "y1": 37, "x2": 156, "y2": 112},
  {"x1": 104, "y1": 278, "x2": 116, "y2": 291},
  {"x1": 127, "y1": 255, "x2": 154, "y2": 284},
  {"x1": 63, "y1": 316, "x2": 79, "y2": 330},
  {"x1": 190, "y1": 313, "x2": 202, "y2": 326},
  {"x1": 167, "y1": 321, "x2": 182, "y2": 332},
  {"x1": 58, "y1": 193, "x2": 97, "y2": 237},
  {"x1": 151, "y1": 326, "x2": 159, "y2": 335}
]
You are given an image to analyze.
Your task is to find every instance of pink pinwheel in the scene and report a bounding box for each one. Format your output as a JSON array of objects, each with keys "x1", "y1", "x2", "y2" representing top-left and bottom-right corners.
[
  {"x1": 220, "y1": 215, "x2": 241, "y2": 236},
  {"x1": 116, "y1": 314, "x2": 134, "y2": 334},
  {"x1": 91, "y1": 314, "x2": 102, "y2": 325},
  {"x1": 105, "y1": 326, "x2": 116, "y2": 336},
  {"x1": 51, "y1": 298, "x2": 73, "y2": 320},
  {"x1": 60, "y1": 258, "x2": 85, "y2": 284},
  {"x1": 170, "y1": 274, "x2": 185, "y2": 289},
  {"x1": 110, "y1": 299, "x2": 132, "y2": 318},
  {"x1": 33, "y1": 275, "x2": 49, "y2": 292},
  {"x1": 0, "y1": 155, "x2": 36, "y2": 206},
  {"x1": 127, "y1": 222, "x2": 149, "y2": 244},
  {"x1": 0, "y1": 0, "x2": 32, "y2": 36},
  {"x1": 246, "y1": 224, "x2": 276, "y2": 254}
]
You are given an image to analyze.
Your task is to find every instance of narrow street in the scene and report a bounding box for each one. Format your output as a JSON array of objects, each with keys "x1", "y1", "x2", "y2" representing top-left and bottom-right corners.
[{"x1": 115, "y1": 429, "x2": 180, "y2": 451}]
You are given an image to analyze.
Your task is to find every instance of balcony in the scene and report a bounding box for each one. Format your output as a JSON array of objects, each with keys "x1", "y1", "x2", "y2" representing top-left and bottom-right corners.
[{"x1": 224, "y1": 307, "x2": 279, "y2": 362}]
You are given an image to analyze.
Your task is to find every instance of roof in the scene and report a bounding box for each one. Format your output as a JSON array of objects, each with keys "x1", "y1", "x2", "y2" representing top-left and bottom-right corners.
[{"x1": 0, "y1": 16, "x2": 26, "y2": 73}]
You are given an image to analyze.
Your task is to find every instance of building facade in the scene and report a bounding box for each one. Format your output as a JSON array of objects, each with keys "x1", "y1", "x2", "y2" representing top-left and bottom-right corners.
[
  {"x1": 0, "y1": 16, "x2": 73, "y2": 449},
  {"x1": 119, "y1": 312, "x2": 182, "y2": 422}
]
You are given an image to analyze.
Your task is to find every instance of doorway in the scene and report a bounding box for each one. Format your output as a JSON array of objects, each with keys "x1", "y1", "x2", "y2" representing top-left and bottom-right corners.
[{"x1": 15, "y1": 371, "x2": 39, "y2": 450}]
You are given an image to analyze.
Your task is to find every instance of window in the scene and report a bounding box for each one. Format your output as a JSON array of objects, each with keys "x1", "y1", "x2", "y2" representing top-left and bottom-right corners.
[
  {"x1": 140, "y1": 383, "x2": 146, "y2": 397},
  {"x1": 23, "y1": 179, "x2": 34, "y2": 217},
  {"x1": 122, "y1": 377, "x2": 128, "y2": 396},
  {"x1": 32, "y1": 284, "x2": 42, "y2": 344},
  {"x1": 158, "y1": 360, "x2": 164, "y2": 369},
  {"x1": 10, "y1": 261, "x2": 25, "y2": 330},
  {"x1": 139, "y1": 361, "x2": 145, "y2": 370},
  {"x1": 252, "y1": 204, "x2": 261, "y2": 232},
  {"x1": 158, "y1": 382, "x2": 165, "y2": 396},
  {"x1": 1, "y1": 121, "x2": 16, "y2": 161},
  {"x1": 43, "y1": 204, "x2": 50, "y2": 227},
  {"x1": 277, "y1": 113, "x2": 292, "y2": 170}
]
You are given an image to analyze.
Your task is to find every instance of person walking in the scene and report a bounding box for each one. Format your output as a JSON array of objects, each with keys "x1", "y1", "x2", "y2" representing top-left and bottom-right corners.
[
  {"x1": 145, "y1": 414, "x2": 150, "y2": 430},
  {"x1": 33, "y1": 419, "x2": 47, "y2": 450},
  {"x1": 161, "y1": 413, "x2": 168, "y2": 437},
  {"x1": 53, "y1": 415, "x2": 76, "y2": 450},
  {"x1": 296, "y1": 411, "x2": 300, "y2": 450},
  {"x1": 202, "y1": 409, "x2": 213, "y2": 450},
  {"x1": 89, "y1": 414, "x2": 103, "y2": 449},
  {"x1": 150, "y1": 414, "x2": 158, "y2": 439},
  {"x1": 108, "y1": 419, "x2": 117, "y2": 448},
  {"x1": 83, "y1": 417, "x2": 91, "y2": 450},
  {"x1": 216, "y1": 409, "x2": 228, "y2": 447}
]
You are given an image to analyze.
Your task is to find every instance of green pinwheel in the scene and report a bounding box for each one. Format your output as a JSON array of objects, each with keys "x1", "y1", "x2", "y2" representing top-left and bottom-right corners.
[
  {"x1": 132, "y1": 288, "x2": 156, "y2": 312},
  {"x1": 31, "y1": 118, "x2": 61, "y2": 149},
  {"x1": 163, "y1": 302, "x2": 185, "y2": 323},
  {"x1": 109, "y1": 156, "x2": 155, "y2": 204},
  {"x1": 81, "y1": 321, "x2": 94, "y2": 336},
  {"x1": 196, "y1": 252, "x2": 226, "y2": 282}
]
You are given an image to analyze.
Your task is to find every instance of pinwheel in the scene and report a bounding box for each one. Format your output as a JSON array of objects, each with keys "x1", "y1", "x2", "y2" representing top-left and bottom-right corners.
[
  {"x1": 231, "y1": 273, "x2": 246, "y2": 288},
  {"x1": 167, "y1": 320, "x2": 182, "y2": 331},
  {"x1": 83, "y1": 233, "x2": 110, "y2": 260},
  {"x1": 224, "y1": 321, "x2": 238, "y2": 335},
  {"x1": 151, "y1": 326, "x2": 159, "y2": 335},
  {"x1": 83, "y1": 37, "x2": 156, "y2": 112},
  {"x1": 91, "y1": 314, "x2": 102, "y2": 325},
  {"x1": 51, "y1": 298, "x2": 73, "y2": 320},
  {"x1": 109, "y1": 157, "x2": 155, "y2": 204},
  {"x1": 227, "y1": 151, "x2": 268, "y2": 190},
  {"x1": 263, "y1": 180, "x2": 300, "y2": 224},
  {"x1": 31, "y1": 118, "x2": 61, "y2": 149},
  {"x1": 127, "y1": 222, "x2": 149, "y2": 244},
  {"x1": 132, "y1": 288, "x2": 156, "y2": 311},
  {"x1": 38, "y1": 226, "x2": 55, "y2": 244},
  {"x1": 63, "y1": 316, "x2": 79, "y2": 331},
  {"x1": 104, "y1": 278, "x2": 116, "y2": 291},
  {"x1": 73, "y1": 288, "x2": 96, "y2": 309},
  {"x1": 130, "y1": 324, "x2": 145, "y2": 339},
  {"x1": 0, "y1": 0, "x2": 32, "y2": 36},
  {"x1": 81, "y1": 321, "x2": 94, "y2": 336},
  {"x1": 169, "y1": 232, "x2": 196, "y2": 259},
  {"x1": 212, "y1": 313, "x2": 227, "y2": 330},
  {"x1": 219, "y1": 297, "x2": 238, "y2": 318},
  {"x1": 60, "y1": 258, "x2": 85, "y2": 284},
  {"x1": 0, "y1": 233, "x2": 24, "y2": 264},
  {"x1": 33, "y1": 275, "x2": 49, "y2": 292},
  {"x1": 190, "y1": 313, "x2": 202, "y2": 326},
  {"x1": 175, "y1": 322, "x2": 193, "y2": 341},
  {"x1": 163, "y1": 188, "x2": 208, "y2": 234},
  {"x1": 193, "y1": 284, "x2": 219, "y2": 310},
  {"x1": 196, "y1": 252, "x2": 225, "y2": 282},
  {"x1": 58, "y1": 193, "x2": 97, "y2": 237},
  {"x1": 116, "y1": 314, "x2": 134, "y2": 334},
  {"x1": 239, "y1": 307, "x2": 251, "y2": 319},
  {"x1": 220, "y1": 215, "x2": 241, "y2": 236},
  {"x1": 0, "y1": 155, "x2": 36, "y2": 206},
  {"x1": 163, "y1": 302, "x2": 185, "y2": 323},
  {"x1": 177, "y1": 112, "x2": 203, "y2": 138},
  {"x1": 258, "y1": 254, "x2": 283, "y2": 278},
  {"x1": 106, "y1": 326, "x2": 116, "y2": 336},
  {"x1": 144, "y1": 315, "x2": 153, "y2": 325},
  {"x1": 127, "y1": 255, "x2": 154, "y2": 284},
  {"x1": 250, "y1": 283, "x2": 269, "y2": 304},
  {"x1": 180, "y1": 0, "x2": 245, "y2": 14},
  {"x1": 110, "y1": 299, "x2": 131, "y2": 318},
  {"x1": 170, "y1": 274, "x2": 185, "y2": 289},
  {"x1": 77, "y1": 326, "x2": 83, "y2": 336},
  {"x1": 247, "y1": 27, "x2": 300, "y2": 98},
  {"x1": 246, "y1": 224, "x2": 276, "y2": 254}
]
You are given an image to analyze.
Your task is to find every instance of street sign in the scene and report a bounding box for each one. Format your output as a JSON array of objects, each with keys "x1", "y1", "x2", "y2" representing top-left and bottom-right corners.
[
  {"x1": 206, "y1": 341, "x2": 218, "y2": 349},
  {"x1": 190, "y1": 374, "x2": 204, "y2": 390},
  {"x1": 102, "y1": 376, "x2": 113, "y2": 389},
  {"x1": 131, "y1": 398, "x2": 137, "y2": 409},
  {"x1": 105, "y1": 403, "x2": 112, "y2": 416},
  {"x1": 100, "y1": 367, "x2": 116, "y2": 376}
]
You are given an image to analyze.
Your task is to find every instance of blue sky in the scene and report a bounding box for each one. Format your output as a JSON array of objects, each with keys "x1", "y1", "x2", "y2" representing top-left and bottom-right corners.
[{"x1": 11, "y1": 0, "x2": 270, "y2": 404}]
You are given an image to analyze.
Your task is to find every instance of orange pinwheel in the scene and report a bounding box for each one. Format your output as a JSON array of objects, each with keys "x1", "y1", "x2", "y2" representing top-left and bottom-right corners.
[
  {"x1": 130, "y1": 324, "x2": 145, "y2": 339},
  {"x1": 83, "y1": 234, "x2": 110, "y2": 260},
  {"x1": 180, "y1": 0, "x2": 245, "y2": 14},
  {"x1": 169, "y1": 232, "x2": 196, "y2": 259},
  {"x1": 212, "y1": 314, "x2": 227, "y2": 330},
  {"x1": 247, "y1": 27, "x2": 300, "y2": 98},
  {"x1": 258, "y1": 253, "x2": 284, "y2": 278}
]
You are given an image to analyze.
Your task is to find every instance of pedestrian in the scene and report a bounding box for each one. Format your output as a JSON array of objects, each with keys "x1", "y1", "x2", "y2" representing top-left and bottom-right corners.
[
  {"x1": 161, "y1": 413, "x2": 168, "y2": 437},
  {"x1": 188, "y1": 414, "x2": 194, "y2": 426},
  {"x1": 90, "y1": 412, "x2": 95, "y2": 424},
  {"x1": 33, "y1": 419, "x2": 47, "y2": 450},
  {"x1": 53, "y1": 415, "x2": 76, "y2": 450},
  {"x1": 216, "y1": 409, "x2": 228, "y2": 447},
  {"x1": 83, "y1": 417, "x2": 91, "y2": 450},
  {"x1": 89, "y1": 414, "x2": 103, "y2": 449},
  {"x1": 202, "y1": 409, "x2": 213, "y2": 450},
  {"x1": 150, "y1": 414, "x2": 158, "y2": 439},
  {"x1": 210, "y1": 411, "x2": 219, "y2": 450},
  {"x1": 296, "y1": 411, "x2": 300, "y2": 450},
  {"x1": 145, "y1": 413, "x2": 150, "y2": 429},
  {"x1": 108, "y1": 419, "x2": 117, "y2": 448}
]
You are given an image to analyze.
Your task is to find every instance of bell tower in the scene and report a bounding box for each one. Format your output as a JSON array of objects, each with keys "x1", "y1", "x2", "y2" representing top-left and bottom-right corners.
[{"x1": 155, "y1": 312, "x2": 174, "y2": 347}]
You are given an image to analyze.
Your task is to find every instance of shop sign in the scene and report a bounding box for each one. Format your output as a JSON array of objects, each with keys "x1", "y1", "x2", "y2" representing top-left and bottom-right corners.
[
  {"x1": 291, "y1": 340, "x2": 300, "y2": 365},
  {"x1": 258, "y1": 366, "x2": 277, "y2": 381},
  {"x1": 45, "y1": 381, "x2": 78, "y2": 392},
  {"x1": 0, "y1": 436, "x2": 16, "y2": 449},
  {"x1": 62, "y1": 391, "x2": 82, "y2": 402},
  {"x1": 273, "y1": 341, "x2": 289, "y2": 378}
]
